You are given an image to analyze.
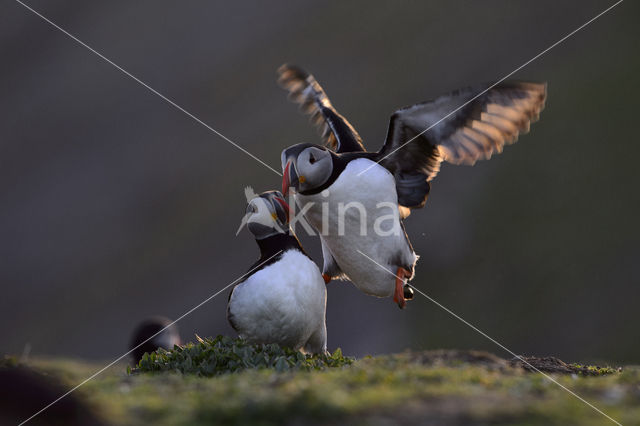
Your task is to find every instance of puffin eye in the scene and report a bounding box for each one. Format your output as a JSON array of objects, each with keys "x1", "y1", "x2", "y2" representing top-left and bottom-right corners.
[
  {"x1": 246, "y1": 203, "x2": 257, "y2": 214},
  {"x1": 309, "y1": 153, "x2": 316, "y2": 164}
]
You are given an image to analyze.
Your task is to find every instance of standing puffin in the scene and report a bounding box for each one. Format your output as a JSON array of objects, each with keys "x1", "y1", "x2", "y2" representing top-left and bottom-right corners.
[
  {"x1": 278, "y1": 64, "x2": 546, "y2": 308},
  {"x1": 227, "y1": 190, "x2": 327, "y2": 354}
]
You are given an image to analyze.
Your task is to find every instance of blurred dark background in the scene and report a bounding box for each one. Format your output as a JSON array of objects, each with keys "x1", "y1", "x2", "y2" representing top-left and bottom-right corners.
[{"x1": 1, "y1": 1, "x2": 638, "y2": 364}]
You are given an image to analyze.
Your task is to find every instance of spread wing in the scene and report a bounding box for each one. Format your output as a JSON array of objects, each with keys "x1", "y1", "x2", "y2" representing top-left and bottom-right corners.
[
  {"x1": 377, "y1": 81, "x2": 547, "y2": 208},
  {"x1": 278, "y1": 64, "x2": 365, "y2": 153}
]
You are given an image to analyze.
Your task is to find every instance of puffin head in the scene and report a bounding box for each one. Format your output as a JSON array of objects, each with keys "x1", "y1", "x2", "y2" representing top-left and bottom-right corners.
[
  {"x1": 129, "y1": 316, "x2": 181, "y2": 365},
  {"x1": 281, "y1": 143, "x2": 333, "y2": 196},
  {"x1": 242, "y1": 190, "x2": 291, "y2": 239}
]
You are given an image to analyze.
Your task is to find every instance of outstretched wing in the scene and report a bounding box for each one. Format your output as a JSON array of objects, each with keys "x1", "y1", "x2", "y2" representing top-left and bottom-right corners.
[
  {"x1": 377, "y1": 81, "x2": 547, "y2": 208},
  {"x1": 278, "y1": 64, "x2": 366, "y2": 153}
]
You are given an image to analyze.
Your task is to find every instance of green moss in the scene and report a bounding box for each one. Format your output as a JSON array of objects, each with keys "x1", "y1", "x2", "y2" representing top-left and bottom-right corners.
[
  {"x1": 566, "y1": 363, "x2": 620, "y2": 376},
  {"x1": 132, "y1": 335, "x2": 353, "y2": 376}
]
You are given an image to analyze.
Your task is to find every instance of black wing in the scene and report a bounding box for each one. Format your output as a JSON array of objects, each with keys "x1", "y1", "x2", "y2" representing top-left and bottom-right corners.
[
  {"x1": 377, "y1": 81, "x2": 547, "y2": 208},
  {"x1": 278, "y1": 64, "x2": 366, "y2": 153}
]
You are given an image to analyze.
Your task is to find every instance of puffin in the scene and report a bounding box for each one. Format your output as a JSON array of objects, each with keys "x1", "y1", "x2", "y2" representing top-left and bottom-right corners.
[
  {"x1": 129, "y1": 316, "x2": 181, "y2": 364},
  {"x1": 278, "y1": 64, "x2": 546, "y2": 309},
  {"x1": 227, "y1": 190, "x2": 327, "y2": 354}
]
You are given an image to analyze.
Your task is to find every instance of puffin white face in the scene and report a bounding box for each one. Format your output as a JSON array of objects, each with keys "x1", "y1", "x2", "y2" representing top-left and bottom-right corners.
[
  {"x1": 241, "y1": 191, "x2": 290, "y2": 239},
  {"x1": 282, "y1": 145, "x2": 333, "y2": 195},
  {"x1": 153, "y1": 326, "x2": 181, "y2": 349}
]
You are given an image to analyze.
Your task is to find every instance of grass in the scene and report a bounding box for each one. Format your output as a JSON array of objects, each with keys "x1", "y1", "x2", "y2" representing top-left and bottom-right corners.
[
  {"x1": 132, "y1": 335, "x2": 353, "y2": 376},
  {"x1": 7, "y1": 343, "x2": 640, "y2": 426}
]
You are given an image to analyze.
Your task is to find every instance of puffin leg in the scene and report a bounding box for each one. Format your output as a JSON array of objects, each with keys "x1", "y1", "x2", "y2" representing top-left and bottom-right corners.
[
  {"x1": 322, "y1": 273, "x2": 331, "y2": 284},
  {"x1": 393, "y1": 267, "x2": 410, "y2": 309}
]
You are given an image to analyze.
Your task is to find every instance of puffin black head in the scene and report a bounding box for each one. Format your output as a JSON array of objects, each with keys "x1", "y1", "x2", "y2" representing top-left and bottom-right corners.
[
  {"x1": 241, "y1": 190, "x2": 291, "y2": 239},
  {"x1": 129, "y1": 316, "x2": 181, "y2": 365},
  {"x1": 281, "y1": 143, "x2": 333, "y2": 196}
]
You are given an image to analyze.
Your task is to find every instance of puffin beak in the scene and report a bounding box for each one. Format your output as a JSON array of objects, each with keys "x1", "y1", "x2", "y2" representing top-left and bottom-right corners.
[
  {"x1": 282, "y1": 160, "x2": 299, "y2": 196},
  {"x1": 274, "y1": 197, "x2": 291, "y2": 223},
  {"x1": 282, "y1": 161, "x2": 290, "y2": 196}
]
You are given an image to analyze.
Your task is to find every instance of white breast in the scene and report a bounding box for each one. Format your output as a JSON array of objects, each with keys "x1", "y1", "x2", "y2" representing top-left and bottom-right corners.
[
  {"x1": 297, "y1": 158, "x2": 417, "y2": 297},
  {"x1": 228, "y1": 249, "x2": 327, "y2": 353}
]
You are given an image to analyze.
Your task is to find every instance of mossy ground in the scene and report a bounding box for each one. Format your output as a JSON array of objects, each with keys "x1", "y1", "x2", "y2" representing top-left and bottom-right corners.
[{"x1": 15, "y1": 347, "x2": 640, "y2": 426}]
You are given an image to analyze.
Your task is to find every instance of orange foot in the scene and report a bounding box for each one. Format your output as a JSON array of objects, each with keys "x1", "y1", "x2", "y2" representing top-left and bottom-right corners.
[
  {"x1": 322, "y1": 273, "x2": 331, "y2": 284},
  {"x1": 393, "y1": 267, "x2": 411, "y2": 309}
]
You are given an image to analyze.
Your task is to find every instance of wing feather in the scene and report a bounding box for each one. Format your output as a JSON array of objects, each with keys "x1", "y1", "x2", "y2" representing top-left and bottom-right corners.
[
  {"x1": 278, "y1": 64, "x2": 366, "y2": 153},
  {"x1": 376, "y1": 81, "x2": 546, "y2": 209},
  {"x1": 378, "y1": 81, "x2": 547, "y2": 181}
]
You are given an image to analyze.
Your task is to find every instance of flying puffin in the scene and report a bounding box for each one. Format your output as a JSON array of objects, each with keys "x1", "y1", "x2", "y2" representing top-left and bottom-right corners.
[
  {"x1": 129, "y1": 316, "x2": 181, "y2": 364},
  {"x1": 227, "y1": 190, "x2": 327, "y2": 354},
  {"x1": 278, "y1": 64, "x2": 546, "y2": 309}
]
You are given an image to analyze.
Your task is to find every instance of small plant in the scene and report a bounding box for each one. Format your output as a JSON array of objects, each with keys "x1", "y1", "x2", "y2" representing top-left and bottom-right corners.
[{"x1": 131, "y1": 335, "x2": 353, "y2": 376}]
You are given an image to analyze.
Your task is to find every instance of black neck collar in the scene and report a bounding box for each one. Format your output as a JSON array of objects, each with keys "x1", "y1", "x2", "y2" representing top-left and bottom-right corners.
[
  {"x1": 255, "y1": 232, "x2": 305, "y2": 260},
  {"x1": 299, "y1": 151, "x2": 377, "y2": 196}
]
